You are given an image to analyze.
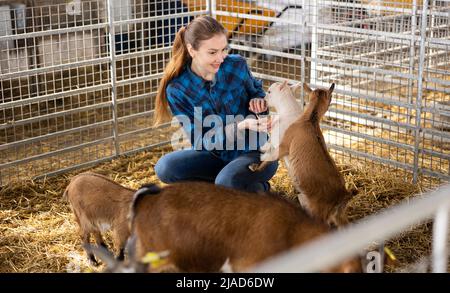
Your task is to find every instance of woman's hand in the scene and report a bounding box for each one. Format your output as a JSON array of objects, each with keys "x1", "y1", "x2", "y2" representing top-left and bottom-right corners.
[
  {"x1": 249, "y1": 98, "x2": 268, "y2": 114},
  {"x1": 237, "y1": 117, "x2": 272, "y2": 133}
]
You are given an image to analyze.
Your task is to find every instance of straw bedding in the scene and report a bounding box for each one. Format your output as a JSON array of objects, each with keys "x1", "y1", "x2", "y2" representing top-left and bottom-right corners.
[{"x1": 0, "y1": 146, "x2": 444, "y2": 272}]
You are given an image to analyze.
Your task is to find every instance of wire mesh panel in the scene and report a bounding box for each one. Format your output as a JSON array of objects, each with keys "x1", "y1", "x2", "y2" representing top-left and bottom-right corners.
[
  {"x1": 218, "y1": 0, "x2": 449, "y2": 184},
  {"x1": 0, "y1": 0, "x2": 207, "y2": 185},
  {"x1": 0, "y1": 0, "x2": 112, "y2": 185},
  {"x1": 1, "y1": 0, "x2": 448, "y2": 185},
  {"x1": 311, "y1": 0, "x2": 449, "y2": 183}
]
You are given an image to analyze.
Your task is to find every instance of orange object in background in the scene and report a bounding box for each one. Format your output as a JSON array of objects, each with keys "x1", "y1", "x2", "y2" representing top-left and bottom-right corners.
[{"x1": 182, "y1": 0, "x2": 276, "y2": 37}]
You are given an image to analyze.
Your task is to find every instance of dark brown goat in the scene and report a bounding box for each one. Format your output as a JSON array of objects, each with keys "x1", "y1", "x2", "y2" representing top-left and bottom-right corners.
[
  {"x1": 63, "y1": 172, "x2": 134, "y2": 264},
  {"x1": 250, "y1": 83, "x2": 357, "y2": 227},
  {"x1": 129, "y1": 182, "x2": 362, "y2": 273}
]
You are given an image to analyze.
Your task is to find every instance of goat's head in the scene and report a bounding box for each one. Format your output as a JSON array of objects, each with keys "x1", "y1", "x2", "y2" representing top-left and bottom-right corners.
[
  {"x1": 83, "y1": 235, "x2": 170, "y2": 273},
  {"x1": 83, "y1": 244, "x2": 148, "y2": 273},
  {"x1": 303, "y1": 83, "x2": 335, "y2": 120},
  {"x1": 264, "y1": 80, "x2": 302, "y2": 108}
]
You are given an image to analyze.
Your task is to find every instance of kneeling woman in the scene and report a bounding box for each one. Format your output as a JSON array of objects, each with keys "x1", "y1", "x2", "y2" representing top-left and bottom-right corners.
[{"x1": 153, "y1": 16, "x2": 278, "y2": 193}]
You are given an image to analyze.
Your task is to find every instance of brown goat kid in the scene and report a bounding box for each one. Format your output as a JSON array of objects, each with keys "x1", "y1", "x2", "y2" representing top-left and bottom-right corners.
[
  {"x1": 63, "y1": 172, "x2": 135, "y2": 265},
  {"x1": 130, "y1": 182, "x2": 362, "y2": 273},
  {"x1": 250, "y1": 83, "x2": 357, "y2": 227}
]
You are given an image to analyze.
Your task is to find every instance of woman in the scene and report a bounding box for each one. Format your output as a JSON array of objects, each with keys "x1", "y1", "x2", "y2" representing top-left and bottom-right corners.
[{"x1": 153, "y1": 16, "x2": 278, "y2": 193}]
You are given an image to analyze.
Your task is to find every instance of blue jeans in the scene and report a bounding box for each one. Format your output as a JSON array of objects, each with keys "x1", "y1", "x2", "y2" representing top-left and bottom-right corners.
[{"x1": 155, "y1": 150, "x2": 279, "y2": 193}]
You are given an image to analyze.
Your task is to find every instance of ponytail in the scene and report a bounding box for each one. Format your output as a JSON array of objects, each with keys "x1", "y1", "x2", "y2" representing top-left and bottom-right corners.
[{"x1": 153, "y1": 26, "x2": 190, "y2": 126}]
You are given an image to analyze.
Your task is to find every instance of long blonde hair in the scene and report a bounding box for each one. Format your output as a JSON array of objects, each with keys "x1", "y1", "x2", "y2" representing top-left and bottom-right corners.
[{"x1": 153, "y1": 16, "x2": 227, "y2": 126}]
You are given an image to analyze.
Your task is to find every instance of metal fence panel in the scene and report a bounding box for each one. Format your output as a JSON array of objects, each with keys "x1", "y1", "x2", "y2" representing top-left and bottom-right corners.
[
  {"x1": 0, "y1": 0, "x2": 207, "y2": 185},
  {"x1": 0, "y1": 0, "x2": 449, "y2": 185},
  {"x1": 220, "y1": 0, "x2": 449, "y2": 184}
]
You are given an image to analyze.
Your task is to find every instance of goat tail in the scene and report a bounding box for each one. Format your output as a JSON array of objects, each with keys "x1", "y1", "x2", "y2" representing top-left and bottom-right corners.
[
  {"x1": 129, "y1": 183, "x2": 162, "y2": 226},
  {"x1": 62, "y1": 185, "x2": 70, "y2": 201}
]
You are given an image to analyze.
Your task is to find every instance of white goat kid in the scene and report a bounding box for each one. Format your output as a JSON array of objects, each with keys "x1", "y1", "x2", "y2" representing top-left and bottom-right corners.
[{"x1": 251, "y1": 80, "x2": 302, "y2": 170}]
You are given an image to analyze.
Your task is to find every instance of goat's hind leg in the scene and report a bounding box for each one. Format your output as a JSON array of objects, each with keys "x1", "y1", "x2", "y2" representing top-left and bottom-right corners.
[
  {"x1": 84, "y1": 230, "x2": 107, "y2": 266},
  {"x1": 80, "y1": 231, "x2": 99, "y2": 266},
  {"x1": 112, "y1": 225, "x2": 129, "y2": 261}
]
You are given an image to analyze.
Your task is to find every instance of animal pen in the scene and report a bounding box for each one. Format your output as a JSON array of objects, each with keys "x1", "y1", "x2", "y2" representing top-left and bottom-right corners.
[{"x1": 0, "y1": 0, "x2": 449, "y2": 272}]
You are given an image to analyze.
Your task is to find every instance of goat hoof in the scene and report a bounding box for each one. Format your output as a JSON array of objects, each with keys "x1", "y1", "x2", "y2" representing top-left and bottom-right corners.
[
  {"x1": 88, "y1": 257, "x2": 100, "y2": 267},
  {"x1": 248, "y1": 163, "x2": 259, "y2": 172}
]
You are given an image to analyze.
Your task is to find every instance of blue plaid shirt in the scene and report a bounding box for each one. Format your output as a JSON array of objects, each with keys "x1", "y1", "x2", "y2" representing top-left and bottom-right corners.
[{"x1": 166, "y1": 54, "x2": 268, "y2": 162}]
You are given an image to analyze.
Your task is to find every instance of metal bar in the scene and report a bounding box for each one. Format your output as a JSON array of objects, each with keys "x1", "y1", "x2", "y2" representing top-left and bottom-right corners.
[
  {"x1": 432, "y1": 205, "x2": 449, "y2": 273},
  {"x1": 322, "y1": 124, "x2": 416, "y2": 152},
  {"x1": 427, "y1": 76, "x2": 450, "y2": 87},
  {"x1": 116, "y1": 73, "x2": 164, "y2": 85},
  {"x1": 117, "y1": 110, "x2": 152, "y2": 123},
  {"x1": 323, "y1": 45, "x2": 448, "y2": 87},
  {"x1": 0, "y1": 137, "x2": 113, "y2": 169},
  {"x1": 300, "y1": 0, "x2": 306, "y2": 112},
  {"x1": 313, "y1": 57, "x2": 415, "y2": 80},
  {"x1": 325, "y1": 0, "x2": 417, "y2": 13},
  {"x1": 214, "y1": 10, "x2": 304, "y2": 26},
  {"x1": 0, "y1": 83, "x2": 111, "y2": 110},
  {"x1": 345, "y1": 50, "x2": 449, "y2": 90},
  {"x1": 0, "y1": 101, "x2": 111, "y2": 130},
  {"x1": 110, "y1": 11, "x2": 206, "y2": 27},
  {"x1": 318, "y1": 33, "x2": 449, "y2": 53},
  {"x1": 422, "y1": 169, "x2": 450, "y2": 181},
  {"x1": 422, "y1": 127, "x2": 450, "y2": 142},
  {"x1": 252, "y1": 72, "x2": 299, "y2": 84},
  {"x1": 0, "y1": 120, "x2": 113, "y2": 151},
  {"x1": 209, "y1": 0, "x2": 215, "y2": 18},
  {"x1": 407, "y1": 0, "x2": 418, "y2": 130},
  {"x1": 310, "y1": 1, "x2": 318, "y2": 85},
  {"x1": 118, "y1": 123, "x2": 170, "y2": 140},
  {"x1": 421, "y1": 148, "x2": 450, "y2": 161},
  {"x1": 319, "y1": 35, "x2": 449, "y2": 53},
  {"x1": 325, "y1": 109, "x2": 416, "y2": 131},
  {"x1": 0, "y1": 93, "x2": 157, "y2": 132},
  {"x1": 229, "y1": 43, "x2": 302, "y2": 61},
  {"x1": 0, "y1": 23, "x2": 107, "y2": 42},
  {"x1": 316, "y1": 81, "x2": 415, "y2": 109},
  {"x1": 119, "y1": 140, "x2": 171, "y2": 157},
  {"x1": 413, "y1": 0, "x2": 429, "y2": 183},
  {"x1": 0, "y1": 57, "x2": 110, "y2": 80},
  {"x1": 328, "y1": 144, "x2": 415, "y2": 172},
  {"x1": 114, "y1": 47, "x2": 172, "y2": 61},
  {"x1": 107, "y1": 0, "x2": 120, "y2": 157},
  {"x1": 117, "y1": 92, "x2": 157, "y2": 105},
  {"x1": 252, "y1": 183, "x2": 450, "y2": 273},
  {"x1": 32, "y1": 155, "x2": 117, "y2": 181},
  {"x1": 316, "y1": 23, "x2": 415, "y2": 42}
]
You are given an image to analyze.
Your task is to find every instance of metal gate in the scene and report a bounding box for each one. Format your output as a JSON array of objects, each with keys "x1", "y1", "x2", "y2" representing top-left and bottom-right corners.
[
  {"x1": 220, "y1": 0, "x2": 450, "y2": 183},
  {"x1": 0, "y1": 0, "x2": 206, "y2": 185},
  {"x1": 1, "y1": 0, "x2": 449, "y2": 185}
]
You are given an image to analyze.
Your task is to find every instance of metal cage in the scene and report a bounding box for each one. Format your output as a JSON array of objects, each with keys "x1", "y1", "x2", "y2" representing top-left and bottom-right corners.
[{"x1": 0, "y1": 0, "x2": 449, "y2": 185}]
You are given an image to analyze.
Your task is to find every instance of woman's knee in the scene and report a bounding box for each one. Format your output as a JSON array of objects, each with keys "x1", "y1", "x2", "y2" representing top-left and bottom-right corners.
[
  {"x1": 215, "y1": 160, "x2": 278, "y2": 192},
  {"x1": 154, "y1": 153, "x2": 179, "y2": 183}
]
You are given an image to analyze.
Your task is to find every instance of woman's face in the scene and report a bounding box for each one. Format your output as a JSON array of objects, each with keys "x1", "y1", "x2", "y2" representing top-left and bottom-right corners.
[{"x1": 188, "y1": 33, "x2": 229, "y2": 76}]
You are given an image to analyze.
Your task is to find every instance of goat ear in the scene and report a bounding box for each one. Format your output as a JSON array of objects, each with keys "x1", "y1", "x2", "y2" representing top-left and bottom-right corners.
[
  {"x1": 328, "y1": 83, "x2": 335, "y2": 95},
  {"x1": 290, "y1": 82, "x2": 302, "y2": 96},
  {"x1": 279, "y1": 80, "x2": 288, "y2": 90},
  {"x1": 303, "y1": 83, "x2": 312, "y2": 94}
]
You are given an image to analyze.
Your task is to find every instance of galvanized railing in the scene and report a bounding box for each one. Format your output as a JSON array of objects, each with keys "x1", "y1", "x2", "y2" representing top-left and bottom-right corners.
[
  {"x1": 1, "y1": 0, "x2": 449, "y2": 186},
  {"x1": 252, "y1": 183, "x2": 450, "y2": 273}
]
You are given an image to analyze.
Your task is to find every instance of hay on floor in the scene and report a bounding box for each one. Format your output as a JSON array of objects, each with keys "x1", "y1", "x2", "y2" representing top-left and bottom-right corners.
[{"x1": 0, "y1": 146, "x2": 444, "y2": 272}]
